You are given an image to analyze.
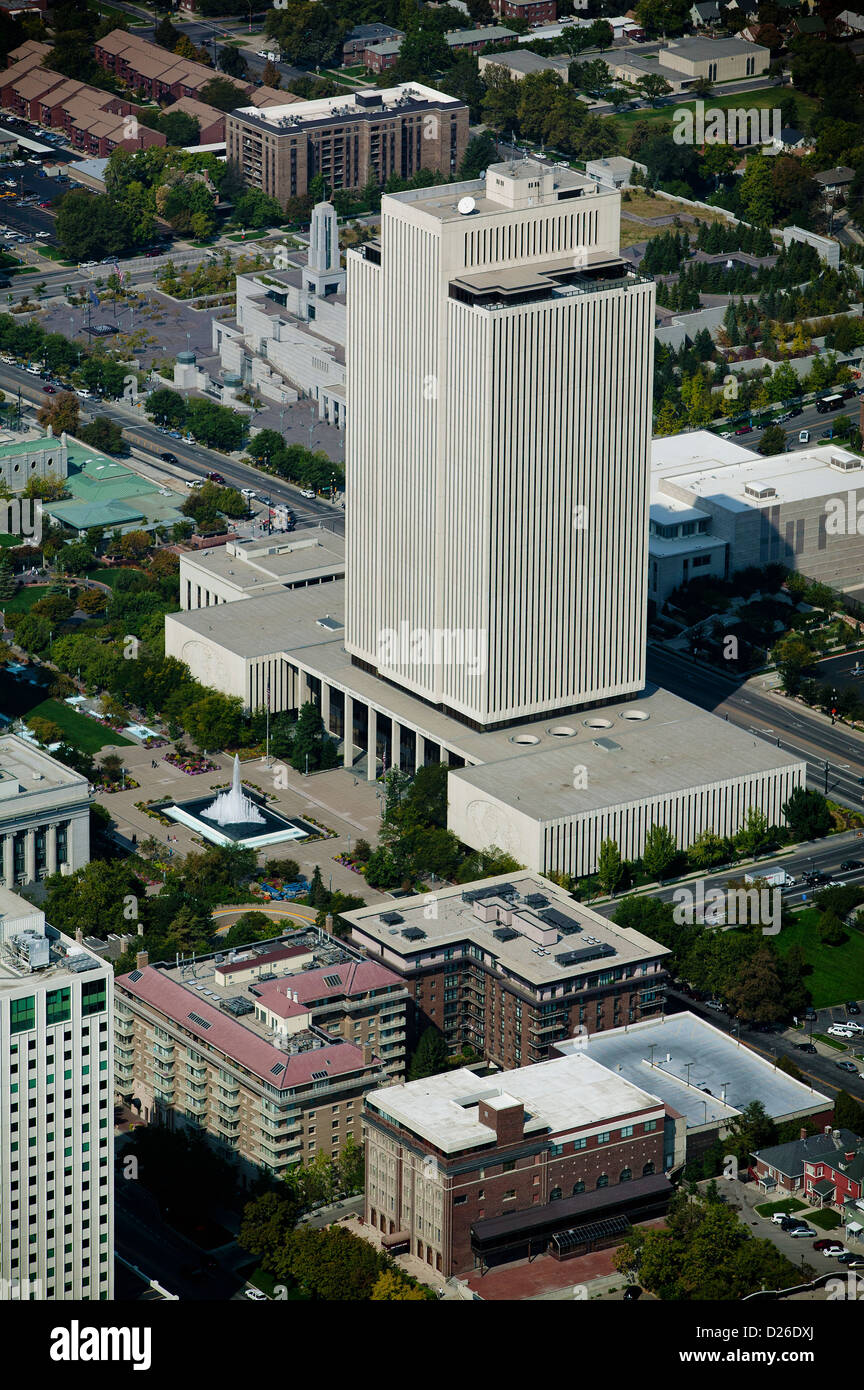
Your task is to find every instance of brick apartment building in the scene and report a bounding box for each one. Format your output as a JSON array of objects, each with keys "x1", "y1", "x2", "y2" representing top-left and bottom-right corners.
[
  {"x1": 491, "y1": 0, "x2": 557, "y2": 21},
  {"x1": 225, "y1": 83, "x2": 469, "y2": 206},
  {"x1": 93, "y1": 28, "x2": 248, "y2": 104},
  {"x1": 344, "y1": 874, "x2": 670, "y2": 1069},
  {"x1": 1, "y1": 40, "x2": 229, "y2": 155},
  {"x1": 804, "y1": 1132, "x2": 864, "y2": 1209},
  {"x1": 115, "y1": 931, "x2": 409, "y2": 1179},
  {"x1": 363, "y1": 1053, "x2": 672, "y2": 1275},
  {"x1": 364, "y1": 26, "x2": 518, "y2": 72},
  {"x1": 751, "y1": 1127, "x2": 859, "y2": 1196},
  {"x1": 343, "y1": 24, "x2": 405, "y2": 64}
]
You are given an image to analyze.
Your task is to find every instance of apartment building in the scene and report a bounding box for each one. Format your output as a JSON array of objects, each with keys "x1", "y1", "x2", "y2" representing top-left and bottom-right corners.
[
  {"x1": 226, "y1": 84, "x2": 468, "y2": 206},
  {"x1": 491, "y1": 0, "x2": 557, "y2": 21},
  {"x1": 93, "y1": 29, "x2": 248, "y2": 104},
  {"x1": 365, "y1": 26, "x2": 518, "y2": 71},
  {"x1": 343, "y1": 23, "x2": 405, "y2": 63},
  {"x1": 363, "y1": 1053, "x2": 672, "y2": 1275},
  {"x1": 0, "y1": 888, "x2": 113, "y2": 1301},
  {"x1": 344, "y1": 873, "x2": 670, "y2": 1067},
  {"x1": 0, "y1": 735, "x2": 90, "y2": 891},
  {"x1": 115, "y1": 931, "x2": 409, "y2": 1177}
]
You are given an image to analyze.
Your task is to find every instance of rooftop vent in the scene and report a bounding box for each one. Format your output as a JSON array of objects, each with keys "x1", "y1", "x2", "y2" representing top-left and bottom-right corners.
[
  {"x1": 187, "y1": 1010, "x2": 212, "y2": 1030},
  {"x1": 555, "y1": 942, "x2": 616, "y2": 966},
  {"x1": 829, "y1": 454, "x2": 861, "y2": 472},
  {"x1": 402, "y1": 926, "x2": 426, "y2": 941},
  {"x1": 492, "y1": 926, "x2": 519, "y2": 942},
  {"x1": 744, "y1": 481, "x2": 776, "y2": 499},
  {"x1": 593, "y1": 737, "x2": 621, "y2": 751},
  {"x1": 380, "y1": 912, "x2": 404, "y2": 926}
]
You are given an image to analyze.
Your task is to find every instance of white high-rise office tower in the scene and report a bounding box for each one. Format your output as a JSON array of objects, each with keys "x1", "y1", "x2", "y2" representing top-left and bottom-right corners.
[
  {"x1": 346, "y1": 160, "x2": 655, "y2": 729},
  {"x1": 0, "y1": 889, "x2": 113, "y2": 1300}
]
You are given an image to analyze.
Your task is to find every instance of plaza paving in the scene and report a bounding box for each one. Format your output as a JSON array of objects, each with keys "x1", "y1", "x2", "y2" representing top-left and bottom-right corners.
[{"x1": 96, "y1": 739, "x2": 389, "y2": 903}]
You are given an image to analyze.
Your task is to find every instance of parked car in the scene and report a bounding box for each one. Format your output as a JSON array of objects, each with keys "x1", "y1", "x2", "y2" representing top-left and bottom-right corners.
[
  {"x1": 840, "y1": 861, "x2": 863, "y2": 872},
  {"x1": 41, "y1": 384, "x2": 54, "y2": 393},
  {"x1": 772, "y1": 1212, "x2": 796, "y2": 1225},
  {"x1": 300, "y1": 488, "x2": 315, "y2": 498},
  {"x1": 804, "y1": 1009, "x2": 818, "y2": 1021},
  {"x1": 828, "y1": 1025, "x2": 856, "y2": 1038},
  {"x1": 241, "y1": 487, "x2": 256, "y2": 499},
  {"x1": 799, "y1": 430, "x2": 810, "y2": 443},
  {"x1": 244, "y1": 1287, "x2": 267, "y2": 1301},
  {"x1": 734, "y1": 425, "x2": 752, "y2": 435},
  {"x1": 821, "y1": 1245, "x2": 847, "y2": 1257},
  {"x1": 813, "y1": 1239, "x2": 844, "y2": 1251},
  {"x1": 622, "y1": 1285, "x2": 642, "y2": 1301},
  {"x1": 847, "y1": 1001, "x2": 862, "y2": 1015},
  {"x1": 206, "y1": 470, "x2": 225, "y2": 485},
  {"x1": 704, "y1": 999, "x2": 726, "y2": 1012},
  {"x1": 159, "y1": 452, "x2": 178, "y2": 465},
  {"x1": 835, "y1": 1060, "x2": 860, "y2": 1074},
  {"x1": 795, "y1": 1042, "x2": 817, "y2": 1053},
  {"x1": 787, "y1": 1226, "x2": 817, "y2": 1238},
  {"x1": 837, "y1": 1252, "x2": 864, "y2": 1265}
]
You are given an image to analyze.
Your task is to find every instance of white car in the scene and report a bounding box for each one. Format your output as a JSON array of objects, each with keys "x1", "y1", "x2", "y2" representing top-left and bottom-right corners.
[
  {"x1": 300, "y1": 488, "x2": 315, "y2": 499},
  {"x1": 827, "y1": 1024, "x2": 855, "y2": 1038},
  {"x1": 74, "y1": 388, "x2": 92, "y2": 399},
  {"x1": 244, "y1": 1287, "x2": 267, "y2": 1301},
  {"x1": 822, "y1": 1246, "x2": 847, "y2": 1257},
  {"x1": 25, "y1": 365, "x2": 41, "y2": 375},
  {"x1": 799, "y1": 430, "x2": 810, "y2": 444},
  {"x1": 843, "y1": 1020, "x2": 864, "y2": 1033},
  {"x1": 241, "y1": 487, "x2": 256, "y2": 499}
]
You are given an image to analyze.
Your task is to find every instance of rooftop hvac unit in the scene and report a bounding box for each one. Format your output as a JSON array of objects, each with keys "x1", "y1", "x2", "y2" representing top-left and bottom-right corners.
[{"x1": 12, "y1": 931, "x2": 50, "y2": 971}]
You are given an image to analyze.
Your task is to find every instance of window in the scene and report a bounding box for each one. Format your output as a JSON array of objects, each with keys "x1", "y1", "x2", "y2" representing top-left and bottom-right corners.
[
  {"x1": 550, "y1": 1186, "x2": 562, "y2": 1201},
  {"x1": 10, "y1": 996, "x2": 35, "y2": 1035},
  {"x1": 620, "y1": 1125, "x2": 633, "y2": 1138},
  {"x1": 644, "y1": 1120, "x2": 657, "y2": 1133},
  {"x1": 81, "y1": 980, "x2": 107, "y2": 1017},
  {"x1": 502, "y1": 1190, "x2": 516, "y2": 1201},
  {"x1": 454, "y1": 1195, "x2": 467, "y2": 1206},
  {"x1": 597, "y1": 1132, "x2": 610, "y2": 1145},
  {"x1": 620, "y1": 1167, "x2": 632, "y2": 1183},
  {"x1": 643, "y1": 1161, "x2": 655, "y2": 1177},
  {"x1": 502, "y1": 1160, "x2": 516, "y2": 1173},
  {"x1": 596, "y1": 1174, "x2": 609, "y2": 1189},
  {"x1": 46, "y1": 988, "x2": 71, "y2": 1026},
  {"x1": 572, "y1": 1180, "x2": 585, "y2": 1195}
]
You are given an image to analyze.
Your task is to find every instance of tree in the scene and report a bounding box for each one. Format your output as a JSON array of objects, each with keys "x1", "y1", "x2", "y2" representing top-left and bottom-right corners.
[
  {"x1": 309, "y1": 864, "x2": 328, "y2": 909},
  {"x1": 36, "y1": 390, "x2": 80, "y2": 436},
  {"x1": 199, "y1": 77, "x2": 248, "y2": 112},
  {"x1": 726, "y1": 947, "x2": 787, "y2": 1024},
  {"x1": 782, "y1": 787, "x2": 832, "y2": 841},
  {"x1": 336, "y1": 1134, "x2": 364, "y2": 1196},
  {"x1": 0, "y1": 548, "x2": 17, "y2": 600},
  {"x1": 238, "y1": 1191, "x2": 300, "y2": 1272},
  {"x1": 224, "y1": 910, "x2": 281, "y2": 948},
  {"x1": 42, "y1": 859, "x2": 144, "y2": 939},
  {"x1": 817, "y1": 911, "x2": 847, "y2": 947},
  {"x1": 596, "y1": 838, "x2": 624, "y2": 895},
  {"x1": 459, "y1": 131, "x2": 497, "y2": 180},
  {"x1": 642, "y1": 824, "x2": 677, "y2": 881},
  {"x1": 78, "y1": 416, "x2": 126, "y2": 455},
  {"x1": 757, "y1": 424, "x2": 786, "y2": 456},
  {"x1": 277, "y1": 1225, "x2": 389, "y2": 1300},
  {"x1": 261, "y1": 60, "x2": 281, "y2": 89},
  {"x1": 770, "y1": 632, "x2": 814, "y2": 696},
  {"x1": 55, "y1": 189, "x2": 134, "y2": 261},
  {"x1": 735, "y1": 806, "x2": 771, "y2": 858},
  {"x1": 409, "y1": 1025, "x2": 449, "y2": 1080},
  {"x1": 638, "y1": 73, "x2": 672, "y2": 105},
  {"x1": 290, "y1": 700, "x2": 338, "y2": 773},
  {"x1": 370, "y1": 1271, "x2": 429, "y2": 1300},
  {"x1": 393, "y1": 24, "x2": 452, "y2": 83},
  {"x1": 687, "y1": 829, "x2": 729, "y2": 871},
  {"x1": 217, "y1": 45, "x2": 247, "y2": 79}
]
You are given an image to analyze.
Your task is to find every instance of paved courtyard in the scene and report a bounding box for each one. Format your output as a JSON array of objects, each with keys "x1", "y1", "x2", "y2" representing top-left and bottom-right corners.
[{"x1": 95, "y1": 739, "x2": 388, "y2": 904}]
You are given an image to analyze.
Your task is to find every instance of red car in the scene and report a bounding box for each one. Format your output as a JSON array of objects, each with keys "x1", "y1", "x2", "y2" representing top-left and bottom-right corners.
[
  {"x1": 37, "y1": 201, "x2": 51, "y2": 209},
  {"x1": 206, "y1": 471, "x2": 225, "y2": 485},
  {"x1": 813, "y1": 1239, "x2": 844, "y2": 1252},
  {"x1": 41, "y1": 384, "x2": 55, "y2": 393},
  {"x1": 734, "y1": 425, "x2": 752, "y2": 435}
]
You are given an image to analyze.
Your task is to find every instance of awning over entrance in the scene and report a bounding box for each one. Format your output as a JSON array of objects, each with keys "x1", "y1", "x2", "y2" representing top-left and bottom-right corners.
[
  {"x1": 381, "y1": 1230, "x2": 410, "y2": 1249},
  {"x1": 551, "y1": 1216, "x2": 630, "y2": 1257},
  {"x1": 470, "y1": 1173, "x2": 672, "y2": 1257}
]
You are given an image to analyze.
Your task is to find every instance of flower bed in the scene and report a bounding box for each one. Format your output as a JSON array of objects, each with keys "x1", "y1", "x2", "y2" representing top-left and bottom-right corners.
[
  {"x1": 97, "y1": 778, "x2": 140, "y2": 793},
  {"x1": 136, "y1": 798, "x2": 173, "y2": 826},
  {"x1": 163, "y1": 752, "x2": 218, "y2": 775}
]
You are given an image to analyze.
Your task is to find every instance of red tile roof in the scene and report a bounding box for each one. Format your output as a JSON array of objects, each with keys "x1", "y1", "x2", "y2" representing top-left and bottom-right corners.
[
  {"x1": 251, "y1": 959, "x2": 404, "y2": 1012},
  {"x1": 117, "y1": 965, "x2": 374, "y2": 1089}
]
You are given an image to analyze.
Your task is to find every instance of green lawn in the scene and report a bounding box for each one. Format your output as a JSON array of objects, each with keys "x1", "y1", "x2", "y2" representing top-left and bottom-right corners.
[
  {"x1": 29, "y1": 697, "x2": 132, "y2": 752},
  {"x1": 775, "y1": 907, "x2": 864, "y2": 1009},
  {"x1": 754, "y1": 1197, "x2": 808, "y2": 1217},
  {"x1": 609, "y1": 87, "x2": 822, "y2": 140},
  {"x1": 1, "y1": 585, "x2": 51, "y2": 613},
  {"x1": 86, "y1": 566, "x2": 141, "y2": 590},
  {"x1": 808, "y1": 1208, "x2": 842, "y2": 1231}
]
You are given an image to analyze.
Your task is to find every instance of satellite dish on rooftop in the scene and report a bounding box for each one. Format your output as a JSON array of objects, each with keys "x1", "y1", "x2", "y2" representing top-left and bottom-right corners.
[{"x1": 457, "y1": 195, "x2": 476, "y2": 216}]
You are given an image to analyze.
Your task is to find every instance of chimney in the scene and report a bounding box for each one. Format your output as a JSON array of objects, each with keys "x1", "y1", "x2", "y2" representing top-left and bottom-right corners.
[
  {"x1": 800, "y1": 1127, "x2": 808, "y2": 1141},
  {"x1": 138, "y1": 922, "x2": 144, "y2": 937},
  {"x1": 136, "y1": 950, "x2": 148, "y2": 971},
  {"x1": 824, "y1": 1125, "x2": 833, "y2": 1135},
  {"x1": 75, "y1": 928, "x2": 83, "y2": 944},
  {"x1": 362, "y1": 1044, "x2": 374, "y2": 1064},
  {"x1": 325, "y1": 913, "x2": 334, "y2": 934},
  {"x1": 846, "y1": 1152, "x2": 856, "y2": 1163}
]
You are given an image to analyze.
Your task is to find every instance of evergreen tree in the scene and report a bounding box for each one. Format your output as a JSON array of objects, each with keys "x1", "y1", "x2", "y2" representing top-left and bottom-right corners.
[
  {"x1": 0, "y1": 548, "x2": 17, "y2": 600},
  {"x1": 409, "y1": 1025, "x2": 449, "y2": 1080},
  {"x1": 309, "y1": 864, "x2": 328, "y2": 909}
]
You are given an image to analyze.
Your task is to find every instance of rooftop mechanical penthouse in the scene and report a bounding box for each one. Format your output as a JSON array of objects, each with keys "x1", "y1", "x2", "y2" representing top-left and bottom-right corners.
[{"x1": 226, "y1": 83, "x2": 469, "y2": 206}]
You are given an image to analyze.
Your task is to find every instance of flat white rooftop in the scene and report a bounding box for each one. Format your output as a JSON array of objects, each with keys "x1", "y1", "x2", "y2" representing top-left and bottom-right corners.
[
  {"x1": 233, "y1": 82, "x2": 460, "y2": 127},
  {"x1": 651, "y1": 429, "x2": 758, "y2": 479},
  {"x1": 664, "y1": 445, "x2": 864, "y2": 512},
  {"x1": 0, "y1": 733, "x2": 89, "y2": 800},
  {"x1": 346, "y1": 871, "x2": 669, "y2": 988},
  {"x1": 554, "y1": 1013, "x2": 831, "y2": 1128},
  {"x1": 447, "y1": 686, "x2": 804, "y2": 818},
  {"x1": 181, "y1": 530, "x2": 345, "y2": 595},
  {"x1": 365, "y1": 1052, "x2": 665, "y2": 1153}
]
